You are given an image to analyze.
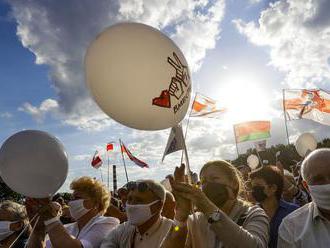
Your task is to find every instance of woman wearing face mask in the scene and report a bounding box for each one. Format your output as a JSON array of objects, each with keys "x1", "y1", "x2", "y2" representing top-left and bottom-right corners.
[
  {"x1": 162, "y1": 160, "x2": 270, "y2": 248},
  {"x1": 250, "y1": 166, "x2": 299, "y2": 248},
  {"x1": 0, "y1": 201, "x2": 30, "y2": 248},
  {"x1": 26, "y1": 176, "x2": 119, "y2": 248}
]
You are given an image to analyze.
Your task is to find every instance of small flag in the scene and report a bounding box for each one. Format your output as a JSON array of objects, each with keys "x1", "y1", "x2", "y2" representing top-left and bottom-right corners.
[
  {"x1": 162, "y1": 124, "x2": 184, "y2": 162},
  {"x1": 254, "y1": 140, "x2": 267, "y2": 152},
  {"x1": 190, "y1": 93, "x2": 226, "y2": 118},
  {"x1": 120, "y1": 141, "x2": 149, "y2": 168},
  {"x1": 234, "y1": 121, "x2": 271, "y2": 143},
  {"x1": 284, "y1": 89, "x2": 330, "y2": 126},
  {"x1": 106, "y1": 143, "x2": 114, "y2": 151},
  {"x1": 91, "y1": 151, "x2": 102, "y2": 169}
]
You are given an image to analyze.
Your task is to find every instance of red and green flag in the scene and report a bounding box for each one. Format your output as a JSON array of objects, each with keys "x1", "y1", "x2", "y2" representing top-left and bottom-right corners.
[{"x1": 234, "y1": 121, "x2": 271, "y2": 143}]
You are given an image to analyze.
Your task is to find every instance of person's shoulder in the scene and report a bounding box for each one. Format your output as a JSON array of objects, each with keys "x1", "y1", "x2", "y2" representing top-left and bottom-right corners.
[
  {"x1": 106, "y1": 221, "x2": 133, "y2": 235},
  {"x1": 280, "y1": 199, "x2": 299, "y2": 211},
  {"x1": 95, "y1": 215, "x2": 120, "y2": 225},
  {"x1": 282, "y1": 202, "x2": 311, "y2": 223},
  {"x1": 246, "y1": 203, "x2": 267, "y2": 217}
]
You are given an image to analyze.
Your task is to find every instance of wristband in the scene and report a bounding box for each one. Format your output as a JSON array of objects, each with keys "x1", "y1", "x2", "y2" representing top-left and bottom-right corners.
[{"x1": 44, "y1": 216, "x2": 60, "y2": 226}]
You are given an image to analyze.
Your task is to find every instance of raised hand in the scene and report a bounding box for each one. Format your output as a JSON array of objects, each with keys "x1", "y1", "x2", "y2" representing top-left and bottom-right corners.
[
  {"x1": 168, "y1": 164, "x2": 191, "y2": 221},
  {"x1": 167, "y1": 52, "x2": 190, "y2": 87},
  {"x1": 171, "y1": 183, "x2": 217, "y2": 216},
  {"x1": 169, "y1": 78, "x2": 184, "y2": 100}
]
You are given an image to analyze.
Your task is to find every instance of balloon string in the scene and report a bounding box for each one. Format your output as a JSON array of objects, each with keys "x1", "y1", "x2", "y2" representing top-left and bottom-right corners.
[
  {"x1": 9, "y1": 213, "x2": 39, "y2": 248},
  {"x1": 23, "y1": 215, "x2": 40, "y2": 248}
]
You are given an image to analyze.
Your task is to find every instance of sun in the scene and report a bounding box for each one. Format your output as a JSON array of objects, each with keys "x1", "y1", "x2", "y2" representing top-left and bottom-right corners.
[{"x1": 215, "y1": 74, "x2": 272, "y2": 126}]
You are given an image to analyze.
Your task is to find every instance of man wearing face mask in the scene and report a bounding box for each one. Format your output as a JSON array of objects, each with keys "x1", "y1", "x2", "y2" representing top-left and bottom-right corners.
[
  {"x1": 278, "y1": 149, "x2": 330, "y2": 247},
  {"x1": 0, "y1": 201, "x2": 30, "y2": 248},
  {"x1": 26, "y1": 176, "x2": 119, "y2": 248},
  {"x1": 162, "y1": 161, "x2": 269, "y2": 248},
  {"x1": 250, "y1": 166, "x2": 299, "y2": 248},
  {"x1": 101, "y1": 180, "x2": 173, "y2": 247}
]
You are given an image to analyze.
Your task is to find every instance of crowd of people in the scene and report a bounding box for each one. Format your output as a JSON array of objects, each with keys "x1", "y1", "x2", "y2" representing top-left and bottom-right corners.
[{"x1": 1, "y1": 148, "x2": 330, "y2": 247}]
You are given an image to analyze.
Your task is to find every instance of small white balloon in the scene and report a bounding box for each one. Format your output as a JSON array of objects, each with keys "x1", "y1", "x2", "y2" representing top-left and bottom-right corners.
[
  {"x1": 295, "y1": 133, "x2": 317, "y2": 157},
  {"x1": 85, "y1": 22, "x2": 192, "y2": 130},
  {"x1": 247, "y1": 154, "x2": 259, "y2": 170},
  {"x1": 0, "y1": 130, "x2": 68, "y2": 198}
]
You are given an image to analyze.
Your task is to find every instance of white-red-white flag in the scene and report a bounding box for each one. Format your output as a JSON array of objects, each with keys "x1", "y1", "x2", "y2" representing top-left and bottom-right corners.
[
  {"x1": 284, "y1": 89, "x2": 330, "y2": 126},
  {"x1": 91, "y1": 151, "x2": 102, "y2": 169},
  {"x1": 190, "y1": 93, "x2": 226, "y2": 118}
]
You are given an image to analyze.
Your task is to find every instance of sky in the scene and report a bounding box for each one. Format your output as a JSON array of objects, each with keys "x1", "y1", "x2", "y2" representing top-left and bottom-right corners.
[{"x1": 0, "y1": 0, "x2": 330, "y2": 193}]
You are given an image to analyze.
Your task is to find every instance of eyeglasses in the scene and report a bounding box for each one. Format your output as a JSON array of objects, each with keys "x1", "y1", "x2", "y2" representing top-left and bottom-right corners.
[{"x1": 126, "y1": 181, "x2": 149, "y2": 192}]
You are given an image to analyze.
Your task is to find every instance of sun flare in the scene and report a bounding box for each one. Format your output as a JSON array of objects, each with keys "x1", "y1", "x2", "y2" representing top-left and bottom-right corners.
[{"x1": 215, "y1": 74, "x2": 272, "y2": 125}]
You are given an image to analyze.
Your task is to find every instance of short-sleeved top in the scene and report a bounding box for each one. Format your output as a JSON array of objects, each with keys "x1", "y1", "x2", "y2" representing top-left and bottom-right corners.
[
  {"x1": 269, "y1": 200, "x2": 299, "y2": 248},
  {"x1": 46, "y1": 215, "x2": 119, "y2": 248},
  {"x1": 100, "y1": 217, "x2": 173, "y2": 248},
  {"x1": 278, "y1": 202, "x2": 330, "y2": 248}
]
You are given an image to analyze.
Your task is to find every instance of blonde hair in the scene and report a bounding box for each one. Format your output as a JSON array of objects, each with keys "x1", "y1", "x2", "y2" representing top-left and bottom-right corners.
[
  {"x1": 70, "y1": 177, "x2": 110, "y2": 214},
  {"x1": 0, "y1": 201, "x2": 29, "y2": 226},
  {"x1": 200, "y1": 160, "x2": 246, "y2": 199}
]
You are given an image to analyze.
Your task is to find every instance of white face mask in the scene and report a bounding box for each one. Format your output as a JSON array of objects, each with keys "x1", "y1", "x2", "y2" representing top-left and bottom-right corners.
[
  {"x1": 0, "y1": 221, "x2": 15, "y2": 241},
  {"x1": 309, "y1": 184, "x2": 330, "y2": 210},
  {"x1": 126, "y1": 200, "x2": 159, "y2": 226},
  {"x1": 68, "y1": 199, "x2": 90, "y2": 220}
]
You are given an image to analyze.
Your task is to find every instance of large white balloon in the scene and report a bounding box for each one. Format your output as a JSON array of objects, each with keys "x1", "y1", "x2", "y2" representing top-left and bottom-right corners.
[
  {"x1": 247, "y1": 154, "x2": 259, "y2": 170},
  {"x1": 0, "y1": 130, "x2": 68, "y2": 198},
  {"x1": 295, "y1": 133, "x2": 317, "y2": 157},
  {"x1": 85, "y1": 22, "x2": 192, "y2": 130}
]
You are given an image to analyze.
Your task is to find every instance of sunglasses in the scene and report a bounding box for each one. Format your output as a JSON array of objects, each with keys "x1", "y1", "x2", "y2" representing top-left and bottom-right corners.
[{"x1": 126, "y1": 181, "x2": 150, "y2": 192}]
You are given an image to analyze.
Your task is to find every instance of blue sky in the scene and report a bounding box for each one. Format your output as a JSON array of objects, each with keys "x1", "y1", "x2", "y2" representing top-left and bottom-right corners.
[{"x1": 0, "y1": 0, "x2": 330, "y2": 193}]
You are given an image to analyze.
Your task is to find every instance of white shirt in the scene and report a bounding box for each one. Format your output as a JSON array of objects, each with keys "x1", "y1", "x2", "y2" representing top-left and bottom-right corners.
[
  {"x1": 133, "y1": 217, "x2": 172, "y2": 248},
  {"x1": 100, "y1": 217, "x2": 173, "y2": 248},
  {"x1": 46, "y1": 215, "x2": 119, "y2": 248},
  {"x1": 278, "y1": 202, "x2": 330, "y2": 248}
]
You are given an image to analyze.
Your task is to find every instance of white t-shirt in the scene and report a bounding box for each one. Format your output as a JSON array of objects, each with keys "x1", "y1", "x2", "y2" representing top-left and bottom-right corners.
[{"x1": 46, "y1": 215, "x2": 119, "y2": 248}]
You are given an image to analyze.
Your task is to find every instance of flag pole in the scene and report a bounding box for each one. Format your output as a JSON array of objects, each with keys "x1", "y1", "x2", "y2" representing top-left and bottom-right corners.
[
  {"x1": 179, "y1": 126, "x2": 192, "y2": 184},
  {"x1": 255, "y1": 150, "x2": 264, "y2": 167},
  {"x1": 282, "y1": 89, "x2": 290, "y2": 145},
  {"x1": 100, "y1": 168, "x2": 104, "y2": 182},
  {"x1": 113, "y1": 164, "x2": 117, "y2": 194},
  {"x1": 180, "y1": 92, "x2": 198, "y2": 164},
  {"x1": 119, "y1": 139, "x2": 129, "y2": 183},
  {"x1": 107, "y1": 151, "x2": 110, "y2": 191},
  {"x1": 233, "y1": 125, "x2": 240, "y2": 157}
]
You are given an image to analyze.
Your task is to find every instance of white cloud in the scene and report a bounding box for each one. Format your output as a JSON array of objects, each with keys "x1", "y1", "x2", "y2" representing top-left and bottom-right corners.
[
  {"x1": 249, "y1": 0, "x2": 263, "y2": 4},
  {"x1": 233, "y1": 0, "x2": 330, "y2": 88},
  {"x1": 18, "y1": 98, "x2": 59, "y2": 122},
  {"x1": 0, "y1": 112, "x2": 13, "y2": 119},
  {"x1": 73, "y1": 154, "x2": 91, "y2": 161},
  {"x1": 10, "y1": 0, "x2": 225, "y2": 130}
]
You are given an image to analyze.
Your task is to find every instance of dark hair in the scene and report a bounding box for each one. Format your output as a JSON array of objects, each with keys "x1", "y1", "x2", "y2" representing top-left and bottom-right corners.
[{"x1": 250, "y1": 166, "x2": 284, "y2": 200}]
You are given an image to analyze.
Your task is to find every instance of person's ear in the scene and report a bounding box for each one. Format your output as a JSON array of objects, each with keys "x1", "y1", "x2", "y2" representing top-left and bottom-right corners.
[{"x1": 10, "y1": 221, "x2": 24, "y2": 232}]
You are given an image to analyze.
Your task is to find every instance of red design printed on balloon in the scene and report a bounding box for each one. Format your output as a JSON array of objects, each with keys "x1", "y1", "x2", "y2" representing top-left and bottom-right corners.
[{"x1": 152, "y1": 90, "x2": 171, "y2": 108}]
